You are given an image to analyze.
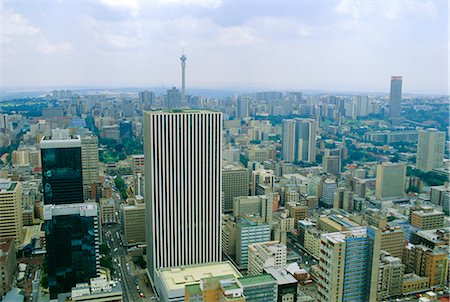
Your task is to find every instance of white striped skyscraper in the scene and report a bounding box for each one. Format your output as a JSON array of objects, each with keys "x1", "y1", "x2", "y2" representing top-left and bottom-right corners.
[{"x1": 144, "y1": 110, "x2": 222, "y2": 282}]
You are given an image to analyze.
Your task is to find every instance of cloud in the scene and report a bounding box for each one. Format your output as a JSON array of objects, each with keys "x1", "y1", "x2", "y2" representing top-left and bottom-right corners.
[
  {"x1": 1, "y1": 9, "x2": 73, "y2": 55},
  {"x1": 2, "y1": 9, "x2": 40, "y2": 43},
  {"x1": 335, "y1": 0, "x2": 438, "y2": 21},
  {"x1": 37, "y1": 41, "x2": 73, "y2": 55},
  {"x1": 158, "y1": 0, "x2": 222, "y2": 8},
  {"x1": 335, "y1": 0, "x2": 360, "y2": 20},
  {"x1": 100, "y1": 0, "x2": 140, "y2": 16}
]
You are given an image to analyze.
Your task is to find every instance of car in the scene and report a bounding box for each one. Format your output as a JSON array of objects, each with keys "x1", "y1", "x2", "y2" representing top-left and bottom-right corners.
[{"x1": 139, "y1": 293, "x2": 145, "y2": 298}]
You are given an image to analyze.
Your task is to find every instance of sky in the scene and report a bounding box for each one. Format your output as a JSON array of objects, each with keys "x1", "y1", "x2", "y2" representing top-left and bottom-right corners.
[{"x1": 1, "y1": 0, "x2": 448, "y2": 94}]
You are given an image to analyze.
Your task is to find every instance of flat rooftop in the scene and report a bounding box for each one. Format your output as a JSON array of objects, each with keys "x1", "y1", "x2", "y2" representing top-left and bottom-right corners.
[
  {"x1": 238, "y1": 274, "x2": 276, "y2": 286},
  {"x1": 156, "y1": 261, "x2": 242, "y2": 293}
]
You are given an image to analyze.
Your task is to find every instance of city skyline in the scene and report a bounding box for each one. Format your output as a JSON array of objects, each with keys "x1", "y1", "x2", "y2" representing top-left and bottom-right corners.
[{"x1": 2, "y1": 0, "x2": 448, "y2": 94}]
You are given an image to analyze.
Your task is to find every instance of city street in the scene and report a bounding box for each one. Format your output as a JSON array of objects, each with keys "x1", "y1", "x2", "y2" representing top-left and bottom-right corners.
[{"x1": 103, "y1": 180, "x2": 156, "y2": 302}]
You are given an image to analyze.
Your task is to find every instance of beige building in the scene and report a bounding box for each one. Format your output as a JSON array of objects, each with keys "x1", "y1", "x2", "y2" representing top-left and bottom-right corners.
[
  {"x1": 100, "y1": 198, "x2": 116, "y2": 225},
  {"x1": 120, "y1": 197, "x2": 145, "y2": 245},
  {"x1": 285, "y1": 202, "x2": 307, "y2": 228},
  {"x1": 251, "y1": 169, "x2": 274, "y2": 195},
  {"x1": 375, "y1": 162, "x2": 406, "y2": 200},
  {"x1": 0, "y1": 180, "x2": 23, "y2": 249},
  {"x1": 0, "y1": 239, "x2": 17, "y2": 298},
  {"x1": 222, "y1": 164, "x2": 248, "y2": 213},
  {"x1": 416, "y1": 128, "x2": 445, "y2": 172},
  {"x1": 410, "y1": 207, "x2": 444, "y2": 230},
  {"x1": 247, "y1": 241, "x2": 287, "y2": 276},
  {"x1": 246, "y1": 145, "x2": 276, "y2": 163},
  {"x1": 81, "y1": 134, "x2": 100, "y2": 199},
  {"x1": 304, "y1": 227, "x2": 321, "y2": 259},
  {"x1": 155, "y1": 261, "x2": 242, "y2": 301},
  {"x1": 402, "y1": 273, "x2": 429, "y2": 294},
  {"x1": 403, "y1": 244, "x2": 448, "y2": 289},
  {"x1": 380, "y1": 227, "x2": 405, "y2": 258},
  {"x1": 233, "y1": 195, "x2": 272, "y2": 224},
  {"x1": 12, "y1": 146, "x2": 41, "y2": 168}
]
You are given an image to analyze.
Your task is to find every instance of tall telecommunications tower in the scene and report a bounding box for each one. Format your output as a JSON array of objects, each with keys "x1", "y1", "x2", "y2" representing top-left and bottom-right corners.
[{"x1": 180, "y1": 50, "x2": 187, "y2": 100}]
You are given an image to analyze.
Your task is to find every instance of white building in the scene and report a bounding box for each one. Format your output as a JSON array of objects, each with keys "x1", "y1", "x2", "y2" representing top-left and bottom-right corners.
[
  {"x1": 144, "y1": 110, "x2": 222, "y2": 283},
  {"x1": 248, "y1": 241, "x2": 287, "y2": 276}
]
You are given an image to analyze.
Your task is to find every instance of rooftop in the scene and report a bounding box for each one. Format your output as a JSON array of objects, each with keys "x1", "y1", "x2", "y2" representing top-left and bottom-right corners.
[
  {"x1": 0, "y1": 179, "x2": 17, "y2": 192},
  {"x1": 238, "y1": 274, "x2": 276, "y2": 286},
  {"x1": 264, "y1": 267, "x2": 297, "y2": 285},
  {"x1": 156, "y1": 261, "x2": 242, "y2": 293}
]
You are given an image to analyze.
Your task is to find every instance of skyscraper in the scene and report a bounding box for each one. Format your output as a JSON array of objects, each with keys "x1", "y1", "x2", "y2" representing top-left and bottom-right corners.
[
  {"x1": 416, "y1": 128, "x2": 445, "y2": 172},
  {"x1": 282, "y1": 120, "x2": 296, "y2": 162},
  {"x1": 282, "y1": 118, "x2": 317, "y2": 163},
  {"x1": 296, "y1": 118, "x2": 317, "y2": 163},
  {"x1": 375, "y1": 162, "x2": 406, "y2": 200},
  {"x1": 144, "y1": 110, "x2": 222, "y2": 282},
  {"x1": 40, "y1": 129, "x2": 83, "y2": 204},
  {"x1": 389, "y1": 76, "x2": 402, "y2": 122},
  {"x1": 44, "y1": 203, "x2": 99, "y2": 299}
]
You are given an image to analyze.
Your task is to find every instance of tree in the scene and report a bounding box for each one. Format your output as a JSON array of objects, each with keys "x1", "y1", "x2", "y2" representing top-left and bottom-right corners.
[{"x1": 99, "y1": 243, "x2": 110, "y2": 255}]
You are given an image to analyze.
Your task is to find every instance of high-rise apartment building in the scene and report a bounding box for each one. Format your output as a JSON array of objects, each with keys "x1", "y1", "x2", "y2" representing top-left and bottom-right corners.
[
  {"x1": 144, "y1": 110, "x2": 222, "y2": 282},
  {"x1": 416, "y1": 128, "x2": 445, "y2": 172},
  {"x1": 43, "y1": 203, "x2": 100, "y2": 298},
  {"x1": 40, "y1": 130, "x2": 83, "y2": 204},
  {"x1": 317, "y1": 227, "x2": 381, "y2": 302},
  {"x1": 236, "y1": 97, "x2": 250, "y2": 119},
  {"x1": 247, "y1": 241, "x2": 287, "y2": 276},
  {"x1": 222, "y1": 164, "x2": 248, "y2": 213},
  {"x1": 282, "y1": 118, "x2": 317, "y2": 163},
  {"x1": 81, "y1": 134, "x2": 99, "y2": 200},
  {"x1": 389, "y1": 76, "x2": 402, "y2": 122},
  {"x1": 375, "y1": 162, "x2": 406, "y2": 200},
  {"x1": 0, "y1": 180, "x2": 23, "y2": 249}
]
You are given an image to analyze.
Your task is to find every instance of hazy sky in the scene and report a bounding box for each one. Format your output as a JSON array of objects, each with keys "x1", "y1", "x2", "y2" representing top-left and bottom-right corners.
[{"x1": 1, "y1": 0, "x2": 448, "y2": 94}]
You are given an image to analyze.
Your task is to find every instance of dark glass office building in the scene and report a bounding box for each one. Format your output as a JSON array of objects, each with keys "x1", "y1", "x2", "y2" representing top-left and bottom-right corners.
[
  {"x1": 40, "y1": 135, "x2": 83, "y2": 204},
  {"x1": 43, "y1": 203, "x2": 99, "y2": 298}
]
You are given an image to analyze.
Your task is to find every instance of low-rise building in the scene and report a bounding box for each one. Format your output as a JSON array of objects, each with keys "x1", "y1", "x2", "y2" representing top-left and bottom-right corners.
[
  {"x1": 402, "y1": 273, "x2": 429, "y2": 294},
  {"x1": 65, "y1": 276, "x2": 123, "y2": 302},
  {"x1": 155, "y1": 261, "x2": 242, "y2": 302},
  {"x1": 238, "y1": 274, "x2": 278, "y2": 301},
  {"x1": 410, "y1": 207, "x2": 444, "y2": 230}
]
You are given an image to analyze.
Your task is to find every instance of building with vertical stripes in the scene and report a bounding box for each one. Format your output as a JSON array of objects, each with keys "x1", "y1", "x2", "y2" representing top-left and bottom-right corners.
[{"x1": 144, "y1": 110, "x2": 222, "y2": 283}]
